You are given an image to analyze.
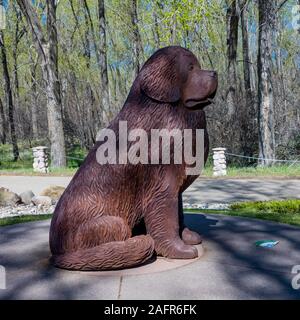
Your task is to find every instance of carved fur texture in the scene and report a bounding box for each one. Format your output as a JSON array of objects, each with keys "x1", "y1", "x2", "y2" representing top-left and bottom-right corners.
[{"x1": 49, "y1": 46, "x2": 218, "y2": 271}]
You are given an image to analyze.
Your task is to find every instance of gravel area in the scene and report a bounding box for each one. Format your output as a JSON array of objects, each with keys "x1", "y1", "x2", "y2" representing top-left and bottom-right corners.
[
  {"x1": 0, "y1": 202, "x2": 229, "y2": 219},
  {"x1": 0, "y1": 204, "x2": 55, "y2": 219},
  {"x1": 183, "y1": 202, "x2": 230, "y2": 210}
]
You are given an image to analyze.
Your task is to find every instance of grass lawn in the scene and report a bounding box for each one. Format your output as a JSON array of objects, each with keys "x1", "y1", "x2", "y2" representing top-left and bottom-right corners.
[
  {"x1": 2, "y1": 163, "x2": 300, "y2": 179},
  {"x1": 1, "y1": 143, "x2": 300, "y2": 178},
  {"x1": 0, "y1": 214, "x2": 52, "y2": 227},
  {"x1": 0, "y1": 167, "x2": 77, "y2": 176},
  {"x1": 185, "y1": 209, "x2": 300, "y2": 227},
  {"x1": 185, "y1": 199, "x2": 300, "y2": 227},
  {"x1": 1, "y1": 200, "x2": 300, "y2": 227},
  {"x1": 201, "y1": 164, "x2": 300, "y2": 178},
  {"x1": 0, "y1": 143, "x2": 83, "y2": 176}
]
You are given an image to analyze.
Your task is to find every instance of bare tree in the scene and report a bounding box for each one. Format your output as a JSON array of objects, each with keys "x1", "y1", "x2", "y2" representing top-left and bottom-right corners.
[
  {"x1": 226, "y1": 0, "x2": 239, "y2": 118},
  {"x1": 0, "y1": 30, "x2": 19, "y2": 160},
  {"x1": 240, "y1": 0, "x2": 253, "y2": 108},
  {"x1": 12, "y1": 4, "x2": 25, "y2": 95},
  {"x1": 17, "y1": 0, "x2": 66, "y2": 167},
  {"x1": 82, "y1": 0, "x2": 100, "y2": 66},
  {"x1": 298, "y1": 0, "x2": 300, "y2": 35},
  {"x1": 239, "y1": 0, "x2": 257, "y2": 156},
  {"x1": 130, "y1": 0, "x2": 143, "y2": 76},
  {"x1": 12, "y1": 3, "x2": 26, "y2": 139},
  {"x1": 0, "y1": 96, "x2": 6, "y2": 144},
  {"x1": 98, "y1": 0, "x2": 110, "y2": 126},
  {"x1": 81, "y1": 0, "x2": 110, "y2": 128},
  {"x1": 30, "y1": 53, "x2": 39, "y2": 138},
  {"x1": 69, "y1": 0, "x2": 97, "y2": 146},
  {"x1": 152, "y1": 11, "x2": 160, "y2": 48},
  {"x1": 225, "y1": 0, "x2": 240, "y2": 153},
  {"x1": 257, "y1": 0, "x2": 276, "y2": 165}
]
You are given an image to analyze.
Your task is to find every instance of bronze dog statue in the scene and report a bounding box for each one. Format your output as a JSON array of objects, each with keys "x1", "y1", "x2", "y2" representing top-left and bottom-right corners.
[{"x1": 49, "y1": 46, "x2": 218, "y2": 270}]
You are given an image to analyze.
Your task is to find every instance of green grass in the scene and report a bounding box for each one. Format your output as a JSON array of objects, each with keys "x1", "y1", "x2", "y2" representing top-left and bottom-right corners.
[
  {"x1": 2, "y1": 161, "x2": 300, "y2": 178},
  {"x1": 2, "y1": 200, "x2": 300, "y2": 227},
  {"x1": 1, "y1": 143, "x2": 300, "y2": 178},
  {"x1": 0, "y1": 143, "x2": 33, "y2": 170},
  {"x1": 231, "y1": 199, "x2": 300, "y2": 214},
  {"x1": 202, "y1": 164, "x2": 300, "y2": 178},
  {"x1": 185, "y1": 199, "x2": 300, "y2": 227},
  {"x1": 0, "y1": 167, "x2": 77, "y2": 176},
  {"x1": 0, "y1": 214, "x2": 52, "y2": 227},
  {"x1": 0, "y1": 143, "x2": 84, "y2": 176}
]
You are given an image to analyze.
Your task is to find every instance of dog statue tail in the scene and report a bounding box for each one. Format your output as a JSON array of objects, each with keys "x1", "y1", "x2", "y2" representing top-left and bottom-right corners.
[{"x1": 51, "y1": 235, "x2": 155, "y2": 271}]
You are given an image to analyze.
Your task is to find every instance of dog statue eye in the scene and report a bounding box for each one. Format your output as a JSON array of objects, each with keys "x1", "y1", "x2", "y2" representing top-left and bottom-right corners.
[{"x1": 188, "y1": 64, "x2": 194, "y2": 71}]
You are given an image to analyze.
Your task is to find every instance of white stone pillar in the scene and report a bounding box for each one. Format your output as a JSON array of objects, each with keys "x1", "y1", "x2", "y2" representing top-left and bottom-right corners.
[
  {"x1": 212, "y1": 148, "x2": 227, "y2": 176},
  {"x1": 32, "y1": 146, "x2": 49, "y2": 173}
]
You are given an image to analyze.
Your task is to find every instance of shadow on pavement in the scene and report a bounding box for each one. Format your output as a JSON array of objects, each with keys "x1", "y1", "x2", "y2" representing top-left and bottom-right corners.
[
  {"x1": 185, "y1": 213, "x2": 300, "y2": 299},
  {"x1": 1, "y1": 214, "x2": 300, "y2": 299},
  {"x1": 184, "y1": 179, "x2": 300, "y2": 203}
]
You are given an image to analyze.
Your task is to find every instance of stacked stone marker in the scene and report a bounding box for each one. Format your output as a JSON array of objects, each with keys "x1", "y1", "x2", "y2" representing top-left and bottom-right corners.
[
  {"x1": 212, "y1": 147, "x2": 227, "y2": 176},
  {"x1": 32, "y1": 146, "x2": 49, "y2": 173}
]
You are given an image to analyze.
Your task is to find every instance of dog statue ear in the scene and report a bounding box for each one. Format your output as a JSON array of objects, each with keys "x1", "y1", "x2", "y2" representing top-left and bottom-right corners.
[{"x1": 139, "y1": 52, "x2": 181, "y2": 103}]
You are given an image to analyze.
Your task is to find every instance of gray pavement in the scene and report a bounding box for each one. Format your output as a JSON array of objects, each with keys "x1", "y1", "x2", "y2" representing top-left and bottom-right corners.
[
  {"x1": 183, "y1": 178, "x2": 300, "y2": 204},
  {"x1": 1, "y1": 214, "x2": 300, "y2": 299},
  {"x1": 1, "y1": 175, "x2": 300, "y2": 203},
  {"x1": 0, "y1": 175, "x2": 72, "y2": 195}
]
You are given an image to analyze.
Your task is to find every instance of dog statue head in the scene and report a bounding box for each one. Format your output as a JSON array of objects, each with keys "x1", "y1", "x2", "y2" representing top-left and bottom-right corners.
[{"x1": 136, "y1": 46, "x2": 218, "y2": 109}]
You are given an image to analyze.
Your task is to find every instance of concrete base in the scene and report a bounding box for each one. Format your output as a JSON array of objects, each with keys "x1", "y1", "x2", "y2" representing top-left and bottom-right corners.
[
  {"x1": 1, "y1": 214, "x2": 300, "y2": 299},
  {"x1": 83, "y1": 245, "x2": 204, "y2": 277}
]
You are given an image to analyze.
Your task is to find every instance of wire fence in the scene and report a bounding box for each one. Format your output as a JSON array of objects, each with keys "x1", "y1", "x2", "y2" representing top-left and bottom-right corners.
[
  {"x1": 65, "y1": 156, "x2": 85, "y2": 161},
  {"x1": 1, "y1": 145, "x2": 300, "y2": 171},
  {"x1": 66, "y1": 153, "x2": 300, "y2": 165},
  {"x1": 224, "y1": 152, "x2": 300, "y2": 164}
]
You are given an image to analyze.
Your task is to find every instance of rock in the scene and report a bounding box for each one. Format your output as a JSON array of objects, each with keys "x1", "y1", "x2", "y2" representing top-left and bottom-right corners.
[
  {"x1": 19, "y1": 190, "x2": 35, "y2": 205},
  {"x1": 40, "y1": 185, "x2": 65, "y2": 202},
  {"x1": 38, "y1": 162, "x2": 45, "y2": 168},
  {"x1": 213, "y1": 169, "x2": 227, "y2": 177},
  {"x1": 213, "y1": 154, "x2": 225, "y2": 160},
  {"x1": 213, "y1": 163, "x2": 226, "y2": 170},
  {"x1": 31, "y1": 196, "x2": 53, "y2": 206},
  {"x1": 0, "y1": 187, "x2": 21, "y2": 206},
  {"x1": 207, "y1": 203, "x2": 229, "y2": 210}
]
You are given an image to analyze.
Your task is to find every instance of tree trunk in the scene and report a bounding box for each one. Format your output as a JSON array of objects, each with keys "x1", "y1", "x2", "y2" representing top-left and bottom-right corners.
[
  {"x1": 257, "y1": 0, "x2": 276, "y2": 166},
  {"x1": 298, "y1": 0, "x2": 300, "y2": 35},
  {"x1": 152, "y1": 11, "x2": 160, "y2": 48},
  {"x1": 12, "y1": 4, "x2": 25, "y2": 142},
  {"x1": 0, "y1": 97, "x2": 6, "y2": 144},
  {"x1": 0, "y1": 31, "x2": 19, "y2": 161},
  {"x1": 45, "y1": 0, "x2": 66, "y2": 167},
  {"x1": 171, "y1": 13, "x2": 177, "y2": 45},
  {"x1": 225, "y1": 0, "x2": 240, "y2": 153},
  {"x1": 69, "y1": 0, "x2": 90, "y2": 63},
  {"x1": 131, "y1": 0, "x2": 143, "y2": 76},
  {"x1": 69, "y1": 0, "x2": 97, "y2": 145},
  {"x1": 82, "y1": 0, "x2": 108, "y2": 131},
  {"x1": 240, "y1": 1, "x2": 252, "y2": 110},
  {"x1": 239, "y1": 0, "x2": 257, "y2": 156},
  {"x1": 17, "y1": 0, "x2": 66, "y2": 167},
  {"x1": 82, "y1": 0, "x2": 100, "y2": 66},
  {"x1": 226, "y1": 0, "x2": 239, "y2": 118},
  {"x1": 98, "y1": 0, "x2": 110, "y2": 126},
  {"x1": 30, "y1": 56, "x2": 39, "y2": 138}
]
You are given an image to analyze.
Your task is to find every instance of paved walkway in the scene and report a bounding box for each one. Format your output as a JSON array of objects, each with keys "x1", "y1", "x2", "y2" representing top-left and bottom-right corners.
[
  {"x1": 1, "y1": 175, "x2": 300, "y2": 203},
  {"x1": 1, "y1": 214, "x2": 300, "y2": 299}
]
